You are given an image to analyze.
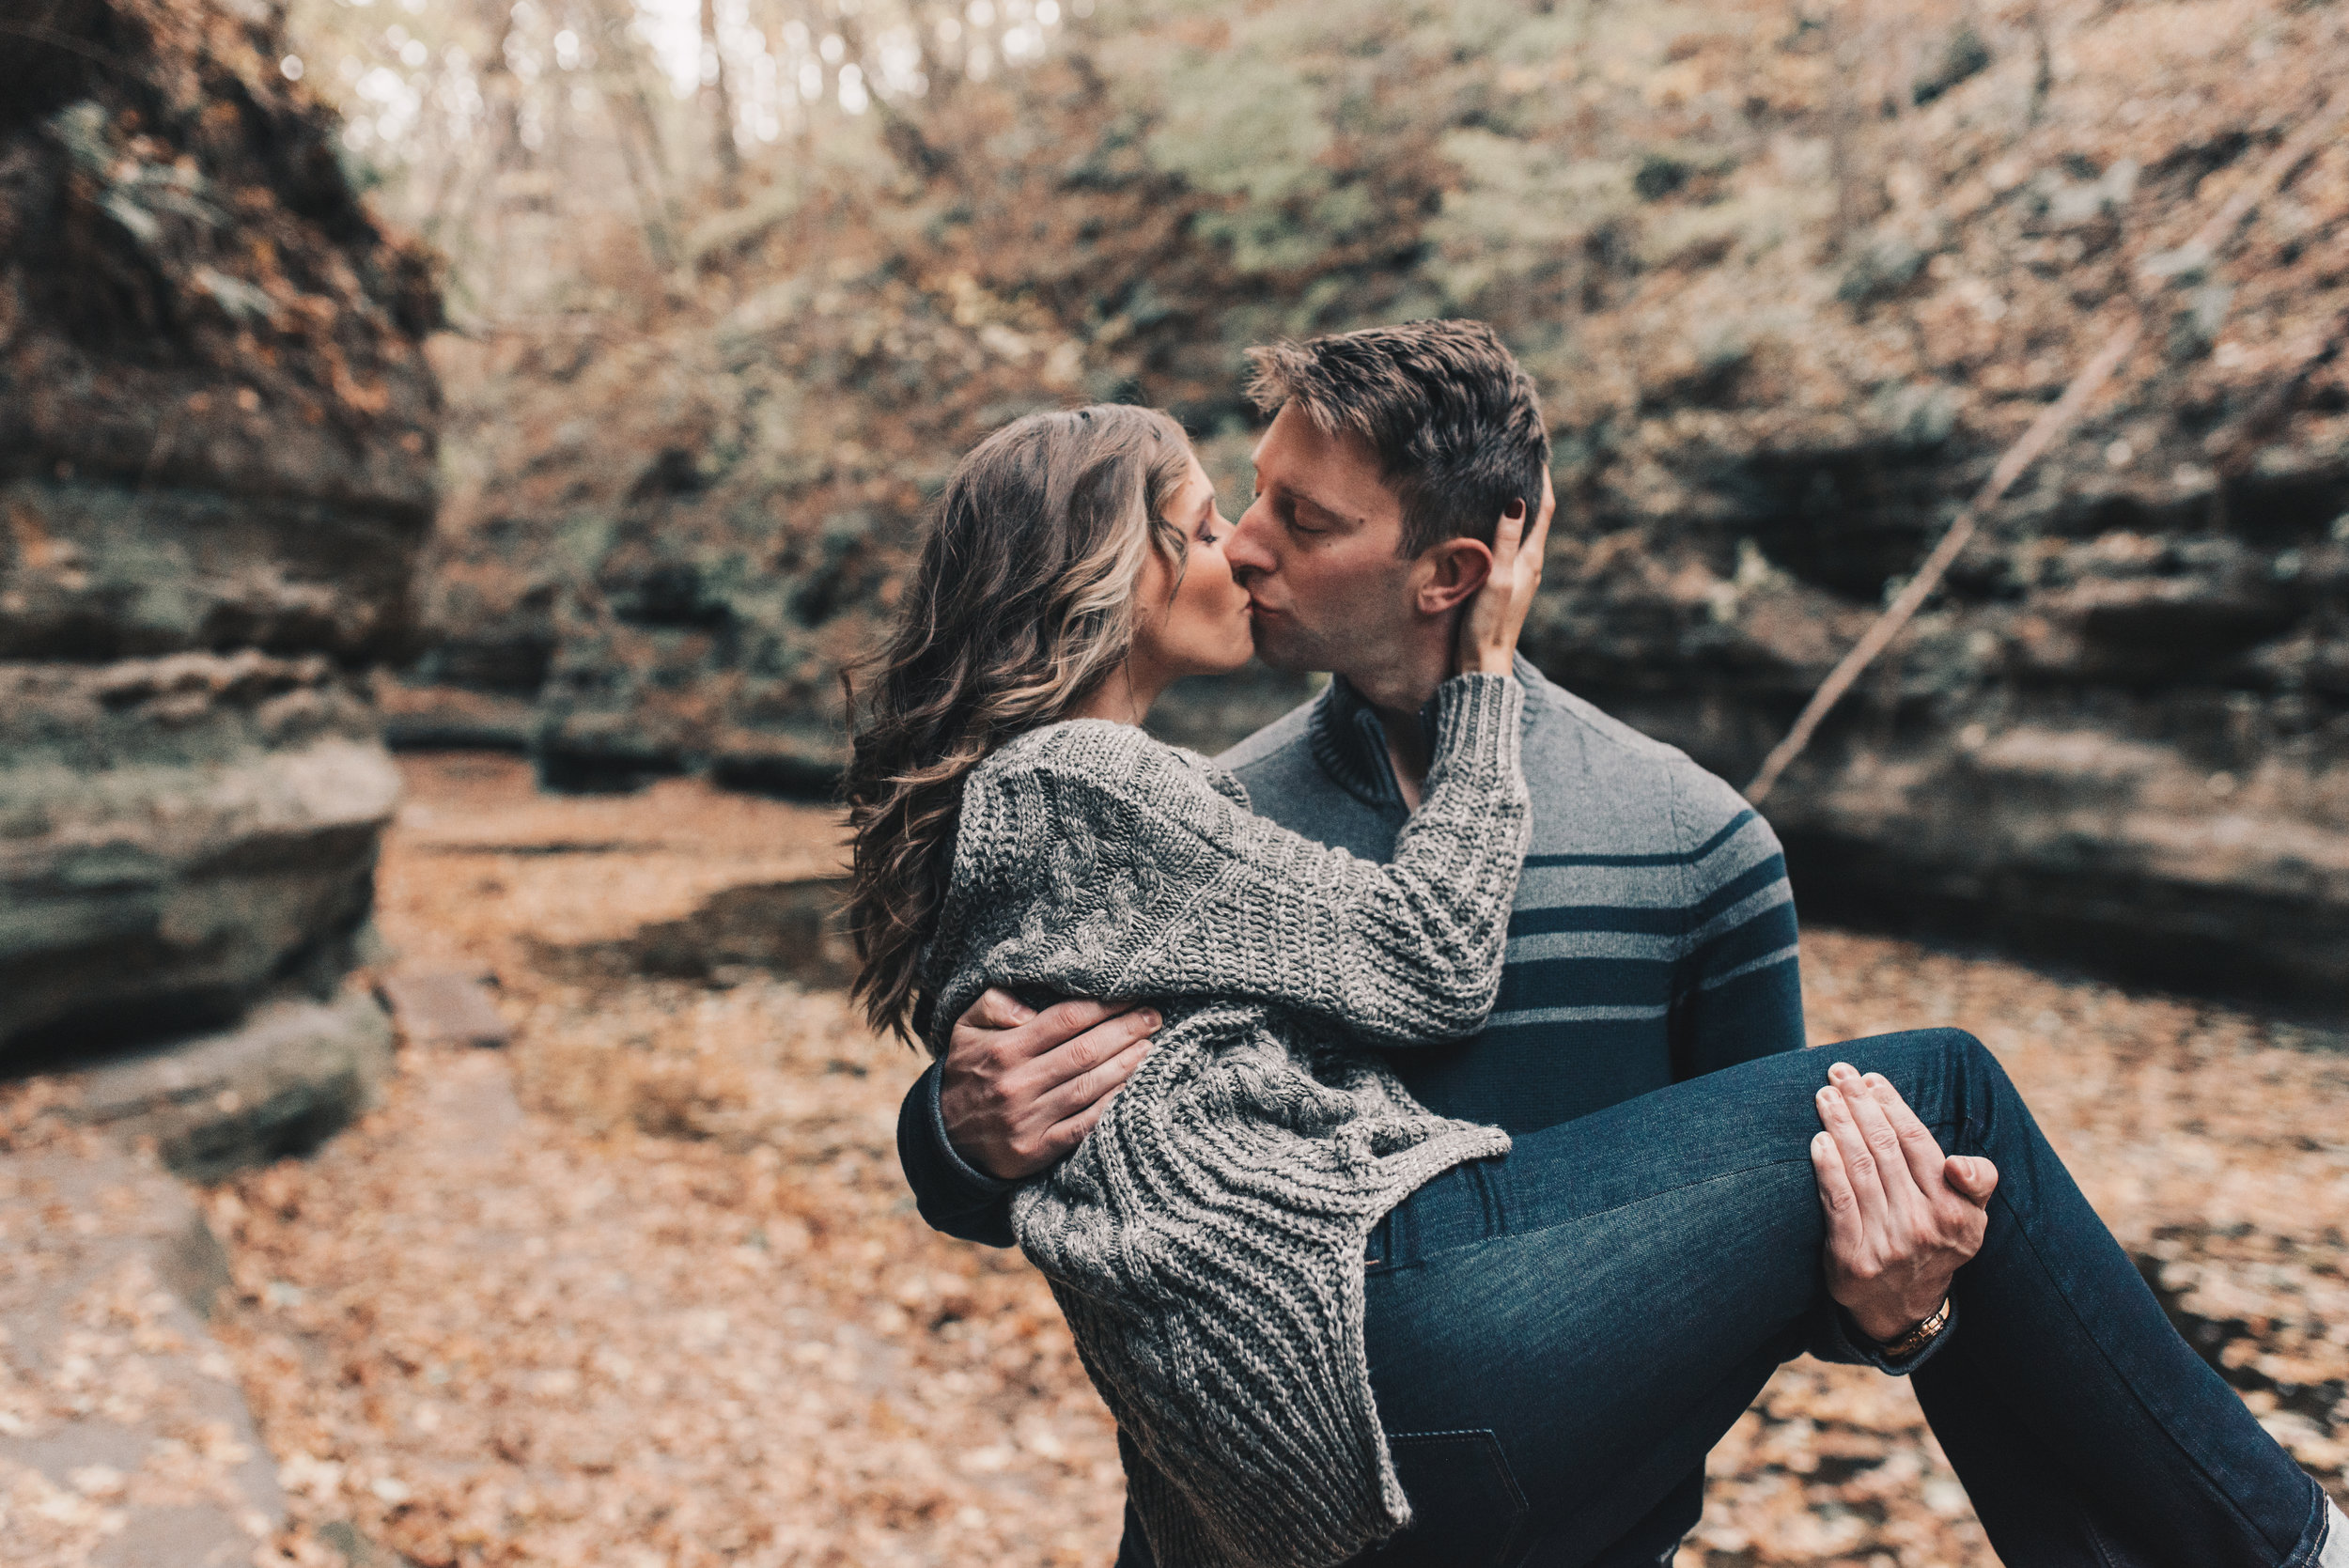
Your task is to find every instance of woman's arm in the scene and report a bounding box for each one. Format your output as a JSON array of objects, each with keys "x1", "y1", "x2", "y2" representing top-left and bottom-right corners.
[
  {"x1": 930, "y1": 492, "x2": 1548, "y2": 1051},
  {"x1": 955, "y1": 671, "x2": 1528, "y2": 1046},
  {"x1": 1159, "y1": 673, "x2": 1532, "y2": 1040}
]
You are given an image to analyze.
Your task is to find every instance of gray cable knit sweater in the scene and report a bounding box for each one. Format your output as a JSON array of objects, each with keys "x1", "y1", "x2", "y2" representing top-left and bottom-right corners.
[{"x1": 921, "y1": 673, "x2": 1531, "y2": 1568}]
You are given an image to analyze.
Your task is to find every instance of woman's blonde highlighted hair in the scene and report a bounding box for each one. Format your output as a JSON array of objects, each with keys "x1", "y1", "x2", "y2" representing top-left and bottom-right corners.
[{"x1": 845, "y1": 404, "x2": 1194, "y2": 1047}]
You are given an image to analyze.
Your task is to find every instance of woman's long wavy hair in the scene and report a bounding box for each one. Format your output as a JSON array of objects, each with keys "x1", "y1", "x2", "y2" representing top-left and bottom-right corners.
[{"x1": 846, "y1": 405, "x2": 1195, "y2": 1048}]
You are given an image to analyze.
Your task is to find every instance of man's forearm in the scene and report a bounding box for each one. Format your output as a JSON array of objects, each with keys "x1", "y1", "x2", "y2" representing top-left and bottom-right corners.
[{"x1": 894, "y1": 1065, "x2": 1019, "y2": 1249}]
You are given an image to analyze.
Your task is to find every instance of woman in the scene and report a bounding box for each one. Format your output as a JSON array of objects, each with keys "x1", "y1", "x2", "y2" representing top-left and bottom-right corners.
[{"x1": 846, "y1": 405, "x2": 2345, "y2": 1568}]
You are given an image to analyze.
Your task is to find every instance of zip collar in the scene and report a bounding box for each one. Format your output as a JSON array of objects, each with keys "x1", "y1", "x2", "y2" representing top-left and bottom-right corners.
[{"x1": 1306, "y1": 654, "x2": 1546, "y2": 809}]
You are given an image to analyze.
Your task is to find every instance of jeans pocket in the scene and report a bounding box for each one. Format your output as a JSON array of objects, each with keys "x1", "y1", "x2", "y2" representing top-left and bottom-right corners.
[{"x1": 1354, "y1": 1429, "x2": 1529, "y2": 1568}]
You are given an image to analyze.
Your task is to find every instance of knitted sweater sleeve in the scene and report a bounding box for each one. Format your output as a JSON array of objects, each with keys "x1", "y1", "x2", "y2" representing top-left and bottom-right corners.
[{"x1": 941, "y1": 673, "x2": 1529, "y2": 1048}]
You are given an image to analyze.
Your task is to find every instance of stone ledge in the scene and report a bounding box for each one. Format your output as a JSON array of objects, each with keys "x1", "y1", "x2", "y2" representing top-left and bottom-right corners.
[
  {"x1": 68, "y1": 992, "x2": 397, "y2": 1184},
  {"x1": 0, "y1": 737, "x2": 400, "y2": 1055},
  {"x1": 0, "y1": 480, "x2": 428, "y2": 662}
]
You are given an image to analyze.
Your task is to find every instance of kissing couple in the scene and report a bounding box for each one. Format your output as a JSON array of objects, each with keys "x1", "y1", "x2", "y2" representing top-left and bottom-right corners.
[{"x1": 848, "y1": 321, "x2": 2346, "y2": 1568}]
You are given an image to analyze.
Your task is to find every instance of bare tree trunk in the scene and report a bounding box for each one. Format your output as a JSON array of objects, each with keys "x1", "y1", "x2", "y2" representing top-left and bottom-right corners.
[
  {"x1": 427, "y1": 0, "x2": 519, "y2": 239},
  {"x1": 576, "y1": 0, "x2": 681, "y2": 272},
  {"x1": 702, "y1": 0, "x2": 742, "y2": 202},
  {"x1": 1825, "y1": 0, "x2": 1866, "y2": 256},
  {"x1": 2029, "y1": 0, "x2": 2053, "y2": 126},
  {"x1": 607, "y1": 91, "x2": 679, "y2": 271},
  {"x1": 911, "y1": 0, "x2": 959, "y2": 105}
]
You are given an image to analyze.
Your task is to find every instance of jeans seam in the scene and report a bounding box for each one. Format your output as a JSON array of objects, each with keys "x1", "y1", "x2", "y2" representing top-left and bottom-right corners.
[
  {"x1": 1403, "y1": 1158, "x2": 1808, "y2": 1267},
  {"x1": 2079, "y1": 1514, "x2": 2126, "y2": 1568},
  {"x1": 1409, "y1": 1111, "x2": 1970, "y2": 1268},
  {"x1": 1996, "y1": 1182, "x2": 2292, "y2": 1559},
  {"x1": 2277, "y1": 1476, "x2": 2328, "y2": 1568}
]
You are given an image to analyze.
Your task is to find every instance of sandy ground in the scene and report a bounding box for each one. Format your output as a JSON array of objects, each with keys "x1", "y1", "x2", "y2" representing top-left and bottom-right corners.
[{"x1": 185, "y1": 755, "x2": 2349, "y2": 1567}]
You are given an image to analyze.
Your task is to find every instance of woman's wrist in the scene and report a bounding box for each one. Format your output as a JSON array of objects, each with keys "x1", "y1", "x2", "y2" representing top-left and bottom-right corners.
[{"x1": 1429, "y1": 668, "x2": 1525, "y2": 760}]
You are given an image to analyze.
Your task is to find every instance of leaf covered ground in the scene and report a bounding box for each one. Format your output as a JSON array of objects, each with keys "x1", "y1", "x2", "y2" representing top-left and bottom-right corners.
[{"x1": 196, "y1": 754, "x2": 2349, "y2": 1567}]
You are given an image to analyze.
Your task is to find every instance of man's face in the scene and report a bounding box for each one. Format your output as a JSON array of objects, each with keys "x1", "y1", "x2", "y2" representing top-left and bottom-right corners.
[{"x1": 1225, "y1": 403, "x2": 1418, "y2": 677}]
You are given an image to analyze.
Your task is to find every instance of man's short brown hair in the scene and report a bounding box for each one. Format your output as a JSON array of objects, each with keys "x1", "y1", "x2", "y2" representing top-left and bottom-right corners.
[{"x1": 1244, "y1": 319, "x2": 1550, "y2": 558}]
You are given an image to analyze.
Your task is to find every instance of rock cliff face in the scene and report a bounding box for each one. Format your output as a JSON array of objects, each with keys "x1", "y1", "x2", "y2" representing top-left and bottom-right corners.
[
  {"x1": 1514, "y1": 38, "x2": 2349, "y2": 1005},
  {"x1": 1533, "y1": 438, "x2": 2349, "y2": 1007},
  {"x1": 0, "y1": 0, "x2": 440, "y2": 1092}
]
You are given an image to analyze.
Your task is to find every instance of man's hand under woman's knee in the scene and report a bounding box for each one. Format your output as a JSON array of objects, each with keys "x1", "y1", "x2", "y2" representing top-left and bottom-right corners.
[
  {"x1": 940, "y1": 988, "x2": 1159, "y2": 1180},
  {"x1": 1811, "y1": 1061, "x2": 2001, "y2": 1344}
]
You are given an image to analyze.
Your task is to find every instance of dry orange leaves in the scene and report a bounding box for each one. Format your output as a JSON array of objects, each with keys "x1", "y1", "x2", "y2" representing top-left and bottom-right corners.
[{"x1": 173, "y1": 757, "x2": 2349, "y2": 1566}]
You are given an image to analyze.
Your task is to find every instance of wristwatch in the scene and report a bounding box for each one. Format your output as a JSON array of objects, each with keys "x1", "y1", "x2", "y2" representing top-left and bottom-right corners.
[{"x1": 1874, "y1": 1297, "x2": 1952, "y2": 1361}]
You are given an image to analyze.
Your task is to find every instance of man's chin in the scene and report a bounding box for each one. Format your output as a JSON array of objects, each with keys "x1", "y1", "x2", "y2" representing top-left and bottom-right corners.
[{"x1": 1249, "y1": 620, "x2": 1324, "y2": 675}]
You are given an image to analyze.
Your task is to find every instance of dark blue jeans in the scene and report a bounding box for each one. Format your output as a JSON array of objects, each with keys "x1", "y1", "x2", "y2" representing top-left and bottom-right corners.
[
  {"x1": 1114, "y1": 1031, "x2": 2333, "y2": 1567},
  {"x1": 1351, "y1": 1030, "x2": 2329, "y2": 1567}
]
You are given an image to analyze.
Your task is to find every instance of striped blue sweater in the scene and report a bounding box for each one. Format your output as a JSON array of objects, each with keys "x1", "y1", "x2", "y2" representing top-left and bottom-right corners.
[
  {"x1": 1224, "y1": 656, "x2": 1805, "y2": 1137},
  {"x1": 895, "y1": 656, "x2": 1806, "y2": 1237}
]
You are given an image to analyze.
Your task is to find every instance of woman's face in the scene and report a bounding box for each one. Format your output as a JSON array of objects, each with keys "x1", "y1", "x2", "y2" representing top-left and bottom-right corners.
[{"x1": 1131, "y1": 452, "x2": 1254, "y2": 687}]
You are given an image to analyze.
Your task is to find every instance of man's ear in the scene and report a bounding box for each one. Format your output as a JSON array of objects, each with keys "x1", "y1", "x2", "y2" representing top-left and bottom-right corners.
[{"x1": 1411, "y1": 537, "x2": 1495, "y2": 617}]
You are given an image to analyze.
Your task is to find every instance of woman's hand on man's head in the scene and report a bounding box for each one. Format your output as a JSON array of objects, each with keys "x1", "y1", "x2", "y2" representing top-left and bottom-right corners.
[{"x1": 1455, "y1": 471, "x2": 1554, "y2": 678}]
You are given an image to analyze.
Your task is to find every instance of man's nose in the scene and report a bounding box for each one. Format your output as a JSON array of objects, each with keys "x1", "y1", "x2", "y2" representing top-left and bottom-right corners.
[{"x1": 1226, "y1": 501, "x2": 1278, "y2": 580}]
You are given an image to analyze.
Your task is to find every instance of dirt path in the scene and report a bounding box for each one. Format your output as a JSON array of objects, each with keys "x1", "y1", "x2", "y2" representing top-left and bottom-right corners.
[{"x1": 201, "y1": 755, "x2": 2345, "y2": 1567}]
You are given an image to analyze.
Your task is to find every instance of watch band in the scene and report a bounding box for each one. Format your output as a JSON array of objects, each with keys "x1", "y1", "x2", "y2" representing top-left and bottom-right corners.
[{"x1": 1875, "y1": 1297, "x2": 1952, "y2": 1361}]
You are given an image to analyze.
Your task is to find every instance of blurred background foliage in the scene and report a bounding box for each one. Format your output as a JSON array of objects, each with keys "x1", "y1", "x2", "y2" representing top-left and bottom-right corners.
[
  {"x1": 324, "y1": 0, "x2": 2052, "y2": 734},
  {"x1": 279, "y1": 0, "x2": 2349, "y2": 1000}
]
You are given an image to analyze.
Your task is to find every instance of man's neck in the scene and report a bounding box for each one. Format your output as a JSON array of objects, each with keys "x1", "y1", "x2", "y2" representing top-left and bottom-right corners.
[{"x1": 1340, "y1": 644, "x2": 1453, "y2": 812}]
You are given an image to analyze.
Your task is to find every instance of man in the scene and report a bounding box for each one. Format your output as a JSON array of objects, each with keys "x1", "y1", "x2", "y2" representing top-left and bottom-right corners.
[{"x1": 894, "y1": 321, "x2": 1965, "y2": 1565}]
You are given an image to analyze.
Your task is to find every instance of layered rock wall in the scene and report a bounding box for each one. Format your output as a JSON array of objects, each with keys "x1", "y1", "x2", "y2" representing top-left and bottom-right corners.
[
  {"x1": 0, "y1": 0, "x2": 440, "y2": 1087},
  {"x1": 1521, "y1": 81, "x2": 2349, "y2": 1005}
]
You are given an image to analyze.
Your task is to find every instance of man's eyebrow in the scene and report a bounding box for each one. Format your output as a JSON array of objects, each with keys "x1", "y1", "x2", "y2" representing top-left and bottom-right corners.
[
  {"x1": 1247, "y1": 435, "x2": 1364, "y2": 527},
  {"x1": 1286, "y1": 485, "x2": 1364, "y2": 530}
]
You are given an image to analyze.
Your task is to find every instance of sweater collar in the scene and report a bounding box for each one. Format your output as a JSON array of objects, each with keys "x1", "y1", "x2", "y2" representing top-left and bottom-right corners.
[{"x1": 1306, "y1": 653, "x2": 1546, "y2": 809}]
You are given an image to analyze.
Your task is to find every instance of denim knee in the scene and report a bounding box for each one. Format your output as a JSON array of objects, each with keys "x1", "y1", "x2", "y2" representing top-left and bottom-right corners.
[
  {"x1": 1924, "y1": 1025, "x2": 1990, "y2": 1077},
  {"x1": 1907, "y1": 1026, "x2": 2022, "y2": 1153},
  {"x1": 1842, "y1": 1027, "x2": 1999, "y2": 1133},
  {"x1": 1933, "y1": 1025, "x2": 2009, "y2": 1096}
]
